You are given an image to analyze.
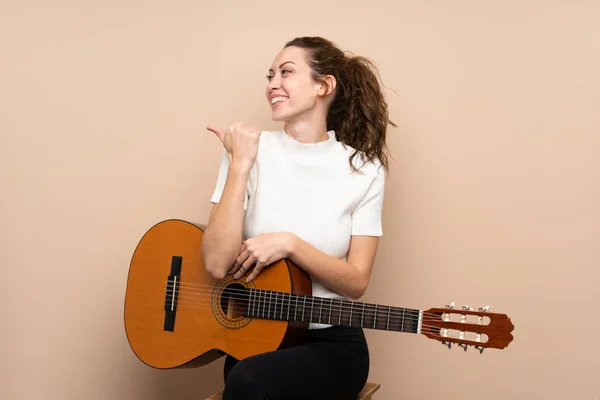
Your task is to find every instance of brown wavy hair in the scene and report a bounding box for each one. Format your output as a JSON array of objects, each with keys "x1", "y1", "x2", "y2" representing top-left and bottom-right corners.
[{"x1": 284, "y1": 36, "x2": 395, "y2": 174}]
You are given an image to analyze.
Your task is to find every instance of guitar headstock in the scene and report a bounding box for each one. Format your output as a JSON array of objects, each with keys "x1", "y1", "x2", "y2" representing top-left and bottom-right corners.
[{"x1": 421, "y1": 302, "x2": 514, "y2": 353}]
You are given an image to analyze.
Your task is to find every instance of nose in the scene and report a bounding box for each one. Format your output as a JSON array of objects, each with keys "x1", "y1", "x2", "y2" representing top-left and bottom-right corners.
[{"x1": 267, "y1": 75, "x2": 281, "y2": 91}]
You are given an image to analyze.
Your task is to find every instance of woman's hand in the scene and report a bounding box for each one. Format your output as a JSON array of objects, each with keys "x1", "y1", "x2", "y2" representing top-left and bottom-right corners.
[
  {"x1": 206, "y1": 122, "x2": 261, "y2": 170},
  {"x1": 231, "y1": 233, "x2": 296, "y2": 282}
]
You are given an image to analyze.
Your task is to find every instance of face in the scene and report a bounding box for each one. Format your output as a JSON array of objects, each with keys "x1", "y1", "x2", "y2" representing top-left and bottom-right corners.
[{"x1": 265, "y1": 46, "x2": 326, "y2": 122}]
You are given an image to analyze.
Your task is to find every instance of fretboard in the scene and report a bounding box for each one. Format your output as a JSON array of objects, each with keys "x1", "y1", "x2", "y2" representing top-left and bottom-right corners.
[{"x1": 246, "y1": 289, "x2": 422, "y2": 334}]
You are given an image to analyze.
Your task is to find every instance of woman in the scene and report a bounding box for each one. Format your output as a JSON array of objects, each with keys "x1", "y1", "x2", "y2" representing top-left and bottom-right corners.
[{"x1": 202, "y1": 36, "x2": 394, "y2": 400}]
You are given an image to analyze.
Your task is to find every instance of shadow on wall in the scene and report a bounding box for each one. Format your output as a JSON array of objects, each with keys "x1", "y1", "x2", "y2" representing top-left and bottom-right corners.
[{"x1": 150, "y1": 358, "x2": 225, "y2": 400}]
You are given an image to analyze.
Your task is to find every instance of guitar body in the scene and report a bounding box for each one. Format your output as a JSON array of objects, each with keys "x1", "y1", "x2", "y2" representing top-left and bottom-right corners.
[{"x1": 124, "y1": 219, "x2": 312, "y2": 369}]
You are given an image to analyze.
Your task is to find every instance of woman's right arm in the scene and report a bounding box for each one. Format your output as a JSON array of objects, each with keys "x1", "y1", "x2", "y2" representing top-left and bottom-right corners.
[
  {"x1": 202, "y1": 162, "x2": 251, "y2": 279},
  {"x1": 202, "y1": 122, "x2": 261, "y2": 279}
]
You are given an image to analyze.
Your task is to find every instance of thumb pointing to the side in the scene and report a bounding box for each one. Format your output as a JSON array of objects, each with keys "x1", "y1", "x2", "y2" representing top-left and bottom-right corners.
[{"x1": 206, "y1": 125, "x2": 225, "y2": 143}]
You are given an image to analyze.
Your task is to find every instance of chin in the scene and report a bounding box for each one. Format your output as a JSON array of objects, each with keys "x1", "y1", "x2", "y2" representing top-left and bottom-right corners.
[{"x1": 271, "y1": 110, "x2": 290, "y2": 122}]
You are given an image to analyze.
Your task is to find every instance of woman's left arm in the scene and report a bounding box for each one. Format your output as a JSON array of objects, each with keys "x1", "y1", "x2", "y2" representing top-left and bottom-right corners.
[{"x1": 286, "y1": 234, "x2": 379, "y2": 300}]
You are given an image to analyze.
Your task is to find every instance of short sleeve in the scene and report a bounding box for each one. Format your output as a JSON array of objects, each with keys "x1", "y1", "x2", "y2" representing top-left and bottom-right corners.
[
  {"x1": 210, "y1": 149, "x2": 249, "y2": 210},
  {"x1": 351, "y1": 164, "x2": 385, "y2": 236}
]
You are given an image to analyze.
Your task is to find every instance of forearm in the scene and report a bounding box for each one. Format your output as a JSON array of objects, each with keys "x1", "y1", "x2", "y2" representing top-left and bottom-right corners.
[
  {"x1": 287, "y1": 235, "x2": 369, "y2": 300},
  {"x1": 202, "y1": 163, "x2": 250, "y2": 279}
]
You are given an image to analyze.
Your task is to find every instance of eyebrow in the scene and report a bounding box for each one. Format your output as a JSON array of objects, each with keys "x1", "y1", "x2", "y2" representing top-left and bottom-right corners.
[{"x1": 268, "y1": 61, "x2": 295, "y2": 73}]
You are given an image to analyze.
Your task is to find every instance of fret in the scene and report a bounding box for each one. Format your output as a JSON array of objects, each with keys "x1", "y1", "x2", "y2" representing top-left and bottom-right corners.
[
  {"x1": 294, "y1": 294, "x2": 298, "y2": 321},
  {"x1": 266, "y1": 291, "x2": 270, "y2": 319},
  {"x1": 411, "y1": 309, "x2": 419, "y2": 333},
  {"x1": 400, "y1": 308, "x2": 405, "y2": 332},
  {"x1": 310, "y1": 297, "x2": 314, "y2": 322},
  {"x1": 361, "y1": 302, "x2": 365, "y2": 327},
  {"x1": 279, "y1": 293, "x2": 283, "y2": 320},
  {"x1": 319, "y1": 297, "x2": 323, "y2": 324},
  {"x1": 268, "y1": 291, "x2": 272, "y2": 319},
  {"x1": 247, "y1": 289, "x2": 252, "y2": 317},
  {"x1": 254, "y1": 290, "x2": 260, "y2": 318},
  {"x1": 302, "y1": 296, "x2": 306, "y2": 321},
  {"x1": 276, "y1": 292, "x2": 280, "y2": 320},
  {"x1": 338, "y1": 300, "x2": 342, "y2": 325},
  {"x1": 255, "y1": 289, "x2": 259, "y2": 318},
  {"x1": 349, "y1": 301, "x2": 354, "y2": 327},
  {"x1": 328, "y1": 298, "x2": 332, "y2": 324},
  {"x1": 254, "y1": 290, "x2": 259, "y2": 318},
  {"x1": 373, "y1": 305, "x2": 377, "y2": 329},
  {"x1": 387, "y1": 306, "x2": 391, "y2": 330},
  {"x1": 286, "y1": 293, "x2": 290, "y2": 321},
  {"x1": 253, "y1": 290, "x2": 257, "y2": 318}
]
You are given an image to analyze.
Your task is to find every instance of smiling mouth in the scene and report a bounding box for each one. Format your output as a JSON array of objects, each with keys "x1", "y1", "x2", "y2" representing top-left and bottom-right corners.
[{"x1": 271, "y1": 96, "x2": 287, "y2": 107}]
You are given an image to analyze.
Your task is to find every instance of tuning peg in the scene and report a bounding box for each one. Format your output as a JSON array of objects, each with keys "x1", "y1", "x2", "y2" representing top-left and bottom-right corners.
[
  {"x1": 445, "y1": 302, "x2": 455, "y2": 309},
  {"x1": 441, "y1": 341, "x2": 452, "y2": 349},
  {"x1": 462, "y1": 305, "x2": 473, "y2": 311},
  {"x1": 475, "y1": 345, "x2": 485, "y2": 354},
  {"x1": 478, "y1": 306, "x2": 489, "y2": 312},
  {"x1": 459, "y1": 343, "x2": 468, "y2": 352}
]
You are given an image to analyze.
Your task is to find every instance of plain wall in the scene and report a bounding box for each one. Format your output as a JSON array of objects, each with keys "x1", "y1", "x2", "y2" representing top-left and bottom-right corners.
[{"x1": 1, "y1": 1, "x2": 599, "y2": 399}]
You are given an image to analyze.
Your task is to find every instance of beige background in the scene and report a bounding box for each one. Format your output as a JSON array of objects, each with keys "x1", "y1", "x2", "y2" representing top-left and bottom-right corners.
[{"x1": 2, "y1": 1, "x2": 599, "y2": 399}]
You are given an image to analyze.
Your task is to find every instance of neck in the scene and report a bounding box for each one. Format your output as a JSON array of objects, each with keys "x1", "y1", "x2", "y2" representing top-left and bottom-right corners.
[
  {"x1": 245, "y1": 288, "x2": 423, "y2": 334},
  {"x1": 283, "y1": 111, "x2": 329, "y2": 144}
]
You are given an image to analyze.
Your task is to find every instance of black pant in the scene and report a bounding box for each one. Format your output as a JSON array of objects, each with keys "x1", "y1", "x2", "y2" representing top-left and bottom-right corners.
[{"x1": 222, "y1": 326, "x2": 370, "y2": 400}]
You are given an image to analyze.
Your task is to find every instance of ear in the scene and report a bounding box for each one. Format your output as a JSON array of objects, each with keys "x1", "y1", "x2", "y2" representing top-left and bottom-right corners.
[{"x1": 317, "y1": 75, "x2": 336, "y2": 97}]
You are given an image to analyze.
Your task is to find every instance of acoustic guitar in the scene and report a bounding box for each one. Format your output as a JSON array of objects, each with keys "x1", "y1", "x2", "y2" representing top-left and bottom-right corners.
[{"x1": 124, "y1": 219, "x2": 514, "y2": 369}]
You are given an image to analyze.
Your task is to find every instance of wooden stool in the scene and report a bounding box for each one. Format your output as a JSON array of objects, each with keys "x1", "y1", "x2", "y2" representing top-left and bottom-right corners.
[{"x1": 206, "y1": 381, "x2": 380, "y2": 399}]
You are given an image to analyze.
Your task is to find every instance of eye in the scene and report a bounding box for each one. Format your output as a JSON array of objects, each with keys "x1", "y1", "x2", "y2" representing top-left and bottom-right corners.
[
  {"x1": 266, "y1": 75, "x2": 274, "y2": 82},
  {"x1": 281, "y1": 69, "x2": 291, "y2": 76}
]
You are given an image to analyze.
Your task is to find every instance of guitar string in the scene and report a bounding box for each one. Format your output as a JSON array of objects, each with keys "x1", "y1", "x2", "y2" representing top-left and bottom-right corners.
[
  {"x1": 134, "y1": 296, "x2": 488, "y2": 339},
  {"x1": 167, "y1": 288, "x2": 452, "y2": 323},
  {"x1": 159, "y1": 282, "x2": 487, "y2": 321},
  {"x1": 166, "y1": 281, "x2": 476, "y2": 319},
  {"x1": 166, "y1": 287, "x2": 485, "y2": 323},
  {"x1": 167, "y1": 280, "x2": 487, "y2": 316},
  {"x1": 170, "y1": 295, "x2": 457, "y2": 326},
  {"x1": 127, "y1": 286, "x2": 487, "y2": 325},
  {"x1": 166, "y1": 287, "x2": 436, "y2": 322},
  {"x1": 142, "y1": 300, "x2": 469, "y2": 336}
]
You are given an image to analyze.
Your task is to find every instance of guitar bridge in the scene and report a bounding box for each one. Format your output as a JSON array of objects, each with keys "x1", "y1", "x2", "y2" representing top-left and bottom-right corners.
[{"x1": 164, "y1": 256, "x2": 182, "y2": 332}]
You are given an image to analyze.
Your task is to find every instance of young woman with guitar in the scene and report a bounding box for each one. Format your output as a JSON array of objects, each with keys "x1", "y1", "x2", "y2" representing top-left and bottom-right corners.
[
  {"x1": 123, "y1": 37, "x2": 514, "y2": 400},
  {"x1": 202, "y1": 36, "x2": 393, "y2": 400}
]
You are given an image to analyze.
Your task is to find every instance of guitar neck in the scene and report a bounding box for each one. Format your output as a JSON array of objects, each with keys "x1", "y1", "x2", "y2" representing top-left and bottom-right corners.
[{"x1": 246, "y1": 288, "x2": 422, "y2": 334}]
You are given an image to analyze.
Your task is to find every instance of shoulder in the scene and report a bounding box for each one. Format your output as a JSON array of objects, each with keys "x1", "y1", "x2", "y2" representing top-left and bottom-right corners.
[
  {"x1": 255, "y1": 129, "x2": 284, "y2": 152},
  {"x1": 344, "y1": 145, "x2": 385, "y2": 179},
  {"x1": 357, "y1": 159, "x2": 385, "y2": 191},
  {"x1": 258, "y1": 129, "x2": 283, "y2": 142}
]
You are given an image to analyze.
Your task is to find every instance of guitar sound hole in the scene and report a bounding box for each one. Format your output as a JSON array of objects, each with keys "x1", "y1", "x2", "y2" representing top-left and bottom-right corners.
[{"x1": 220, "y1": 283, "x2": 249, "y2": 319}]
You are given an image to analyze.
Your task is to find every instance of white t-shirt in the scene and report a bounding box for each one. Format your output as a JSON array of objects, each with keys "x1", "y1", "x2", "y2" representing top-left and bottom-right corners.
[{"x1": 210, "y1": 129, "x2": 385, "y2": 328}]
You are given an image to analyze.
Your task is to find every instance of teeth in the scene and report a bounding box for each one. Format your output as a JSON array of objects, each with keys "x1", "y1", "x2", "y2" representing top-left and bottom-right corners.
[{"x1": 271, "y1": 96, "x2": 287, "y2": 105}]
